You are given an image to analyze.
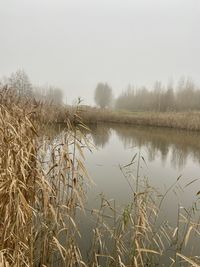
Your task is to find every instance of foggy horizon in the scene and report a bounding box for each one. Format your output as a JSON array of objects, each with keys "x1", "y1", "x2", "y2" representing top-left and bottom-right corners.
[{"x1": 0, "y1": 0, "x2": 199, "y2": 105}]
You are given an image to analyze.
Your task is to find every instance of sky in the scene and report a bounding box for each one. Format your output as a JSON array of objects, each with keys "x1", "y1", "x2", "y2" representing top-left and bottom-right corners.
[{"x1": 0, "y1": 0, "x2": 199, "y2": 104}]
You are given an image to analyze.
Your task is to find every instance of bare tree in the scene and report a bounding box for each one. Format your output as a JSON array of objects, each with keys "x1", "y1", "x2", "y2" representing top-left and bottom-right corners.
[
  {"x1": 33, "y1": 85, "x2": 63, "y2": 105},
  {"x1": 8, "y1": 69, "x2": 32, "y2": 97},
  {"x1": 46, "y1": 87, "x2": 63, "y2": 105},
  {"x1": 115, "y1": 78, "x2": 200, "y2": 112},
  {"x1": 94, "y1": 82, "x2": 113, "y2": 108}
]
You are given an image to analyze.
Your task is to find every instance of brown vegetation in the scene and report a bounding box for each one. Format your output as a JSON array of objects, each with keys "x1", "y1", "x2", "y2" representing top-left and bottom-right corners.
[
  {"x1": 79, "y1": 106, "x2": 200, "y2": 131},
  {"x1": 0, "y1": 87, "x2": 89, "y2": 266}
]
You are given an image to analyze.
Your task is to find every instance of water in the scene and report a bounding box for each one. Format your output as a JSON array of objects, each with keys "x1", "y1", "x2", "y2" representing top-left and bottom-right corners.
[
  {"x1": 85, "y1": 124, "x2": 200, "y2": 210},
  {"x1": 80, "y1": 124, "x2": 200, "y2": 264},
  {"x1": 46, "y1": 123, "x2": 200, "y2": 265}
]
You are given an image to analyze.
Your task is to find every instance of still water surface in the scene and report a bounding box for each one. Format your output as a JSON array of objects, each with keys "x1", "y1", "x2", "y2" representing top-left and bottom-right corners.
[
  {"x1": 78, "y1": 124, "x2": 200, "y2": 263},
  {"x1": 48, "y1": 123, "x2": 200, "y2": 264},
  {"x1": 85, "y1": 124, "x2": 200, "y2": 211}
]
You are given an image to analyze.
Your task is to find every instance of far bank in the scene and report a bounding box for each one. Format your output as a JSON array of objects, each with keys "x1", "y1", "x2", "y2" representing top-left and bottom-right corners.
[{"x1": 74, "y1": 106, "x2": 200, "y2": 132}]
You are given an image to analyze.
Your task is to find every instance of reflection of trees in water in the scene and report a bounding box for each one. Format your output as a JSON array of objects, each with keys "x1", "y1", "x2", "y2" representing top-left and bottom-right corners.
[
  {"x1": 170, "y1": 146, "x2": 187, "y2": 169},
  {"x1": 110, "y1": 125, "x2": 200, "y2": 169},
  {"x1": 39, "y1": 123, "x2": 66, "y2": 139},
  {"x1": 45, "y1": 123, "x2": 200, "y2": 169},
  {"x1": 40, "y1": 123, "x2": 111, "y2": 149},
  {"x1": 147, "y1": 143, "x2": 169, "y2": 164},
  {"x1": 90, "y1": 124, "x2": 111, "y2": 148}
]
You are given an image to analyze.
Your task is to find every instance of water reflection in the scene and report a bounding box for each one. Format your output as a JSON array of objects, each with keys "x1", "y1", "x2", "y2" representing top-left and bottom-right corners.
[
  {"x1": 42, "y1": 123, "x2": 200, "y2": 170},
  {"x1": 90, "y1": 124, "x2": 200, "y2": 169},
  {"x1": 90, "y1": 124, "x2": 111, "y2": 148},
  {"x1": 40, "y1": 123, "x2": 200, "y2": 265}
]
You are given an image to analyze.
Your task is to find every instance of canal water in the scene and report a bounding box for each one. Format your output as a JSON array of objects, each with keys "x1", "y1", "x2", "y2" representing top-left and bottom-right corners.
[
  {"x1": 46, "y1": 123, "x2": 200, "y2": 265},
  {"x1": 80, "y1": 124, "x2": 200, "y2": 265}
]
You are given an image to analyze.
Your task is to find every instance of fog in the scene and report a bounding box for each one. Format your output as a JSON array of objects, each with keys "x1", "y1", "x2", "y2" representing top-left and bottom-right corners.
[{"x1": 0, "y1": 0, "x2": 199, "y2": 104}]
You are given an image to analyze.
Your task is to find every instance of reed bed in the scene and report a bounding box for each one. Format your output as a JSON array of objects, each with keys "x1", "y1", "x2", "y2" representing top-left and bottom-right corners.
[
  {"x1": 1, "y1": 87, "x2": 200, "y2": 266},
  {"x1": 78, "y1": 106, "x2": 200, "y2": 132},
  {"x1": 0, "y1": 88, "x2": 90, "y2": 266}
]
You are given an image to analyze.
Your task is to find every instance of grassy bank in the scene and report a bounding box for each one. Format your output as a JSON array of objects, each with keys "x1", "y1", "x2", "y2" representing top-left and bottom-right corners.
[{"x1": 78, "y1": 106, "x2": 200, "y2": 131}]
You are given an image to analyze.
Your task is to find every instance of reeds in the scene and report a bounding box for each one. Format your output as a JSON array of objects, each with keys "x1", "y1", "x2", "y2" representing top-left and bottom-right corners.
[
  {"x1": 78, "y1": 106, "x2": 200, "y2": 132},
  {"x1": 0, "y1": 88, "x2": 90, "y2": 266},
  {"x1": 0, "y1": 88, "x2": 38, "y2": 265}
]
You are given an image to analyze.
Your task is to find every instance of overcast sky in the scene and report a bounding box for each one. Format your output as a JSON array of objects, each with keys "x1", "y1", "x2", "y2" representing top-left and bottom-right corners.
[{"x1": 0, "y1": 0, "x2": 199, "y2": 104}]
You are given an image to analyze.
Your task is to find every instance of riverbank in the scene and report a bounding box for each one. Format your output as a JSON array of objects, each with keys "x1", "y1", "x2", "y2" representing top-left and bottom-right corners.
[{"x1": 78, "y1": 107, "x2": 200, "y2": 131}]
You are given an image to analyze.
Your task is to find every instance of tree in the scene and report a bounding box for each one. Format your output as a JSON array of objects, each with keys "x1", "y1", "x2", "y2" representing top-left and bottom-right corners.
[
  {"x1": 8, "y1": 69, "x2": 32, "y2": 97},
  {"x1": 33, "y1": 85, "x2": 63, "y2": 105},
  {"x1": 46, "y1": 87, "x2": 63, "y2": 105},
  {"x1": 94, "y1": 83, "x2": 113, "y2": 108}
]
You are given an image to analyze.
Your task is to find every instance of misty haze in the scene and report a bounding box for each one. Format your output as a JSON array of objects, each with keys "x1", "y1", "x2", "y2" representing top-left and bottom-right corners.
[{"x1": 0, "y1": 0, "x2": 200, "y2": 266}]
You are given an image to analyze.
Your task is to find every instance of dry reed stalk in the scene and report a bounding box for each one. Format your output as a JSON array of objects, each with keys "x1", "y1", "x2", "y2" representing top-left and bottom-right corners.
[{"x1": 0, "y1": 90, "x2": 38, "y2": 266}]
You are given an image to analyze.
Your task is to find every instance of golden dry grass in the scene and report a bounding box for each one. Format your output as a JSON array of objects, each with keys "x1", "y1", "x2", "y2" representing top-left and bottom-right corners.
[
  {"x1": 0, "y1": 88, "x2": 90, "y2": 266},
  {"x1": 78, "y1": 106, "x2": 200, "y2": 131}
]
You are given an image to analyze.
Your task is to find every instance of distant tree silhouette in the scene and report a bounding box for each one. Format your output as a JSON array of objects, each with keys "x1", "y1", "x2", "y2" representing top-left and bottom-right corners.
[
  {"x1": 94, "y1": 82, "x2": 112, "y2": 108},
  {"x1": 8, "y1": 69, "x2": 32, "y2": 97},
  {"x1": 34, "y1": 85, "x2": 63, "y2": 105},
  {"x1": 115, "y1": 77, "x2": 200, "y2": 112}
]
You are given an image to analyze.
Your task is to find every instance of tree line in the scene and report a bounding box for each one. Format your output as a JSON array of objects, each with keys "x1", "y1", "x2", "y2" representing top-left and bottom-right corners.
[
  {"x1": 0, "y1": 69, "x2": 63, "y2": 105},
  {"x1": 94, "y1": 78, "x2": 200, "y2": 112},
  {"x1": 2, "y1": 70, "x2": 200, "y2": 112}
]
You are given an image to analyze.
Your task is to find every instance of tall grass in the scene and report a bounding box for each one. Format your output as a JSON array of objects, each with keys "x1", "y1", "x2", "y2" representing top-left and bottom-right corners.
[
  {"x1": 0, "y1": 87, "x2": 90, "y2": 266},
  {"x1": 0, "y1": 88, "x2": 38, "y2": 265},
  {"x1": 78, "y1": 106, "x2": 200, "y2": 131}
]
